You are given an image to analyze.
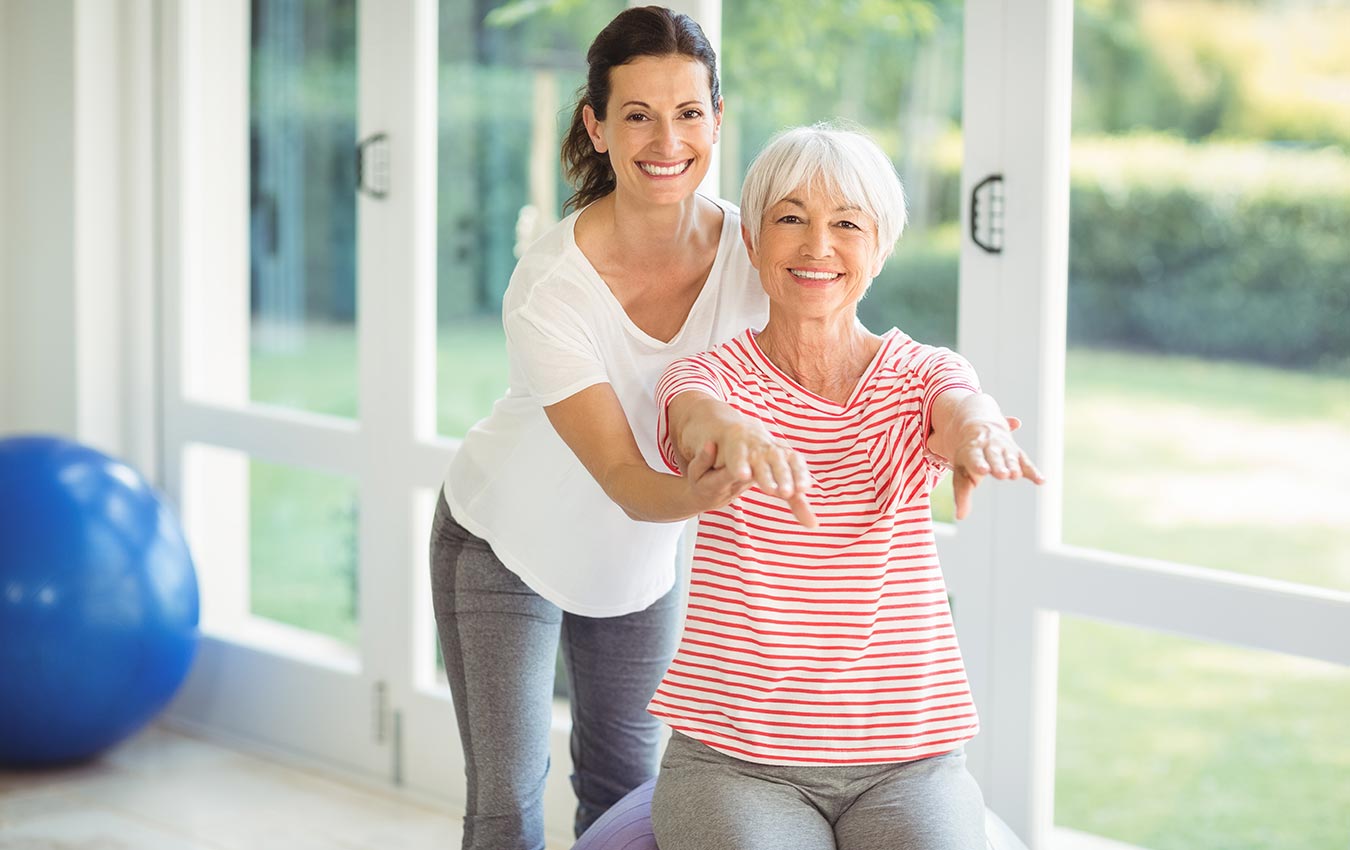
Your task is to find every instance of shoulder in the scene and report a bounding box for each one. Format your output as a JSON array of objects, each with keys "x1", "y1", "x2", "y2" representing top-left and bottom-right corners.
[
  {"x1": 682, "y1": 333, "x2": 764, "y2": 390},
  {"x1": 877, "y1": 330, "x2": 948, "y2": 370},
  {"x1": 674, "y1": 331, "x2": 753, "y2": 373},
  {"x1": 874, "y1": 330, "x2": 980, "y2": 390},
  {"x1": 707, "y1": 195, "x2": 744, "y2": 224},
  {"x1": 504, "y1": 211, "x2": 593, "y2": 313}
]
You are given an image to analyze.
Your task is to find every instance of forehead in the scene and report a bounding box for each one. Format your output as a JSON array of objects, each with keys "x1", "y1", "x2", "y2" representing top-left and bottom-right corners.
[
  {"x1": 770, "y1": 180, "x2": 867, "y2": 215},
  {"x1": 607, "y1": 55, "x2": 712, "y2": 105}
]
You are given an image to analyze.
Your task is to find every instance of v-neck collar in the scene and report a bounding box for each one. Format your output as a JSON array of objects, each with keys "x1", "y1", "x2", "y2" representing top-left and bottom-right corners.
[
  {"x1": 743, "y1": 327, "x2": 899, "y2": 412},
  {"x1": 566, "y1": 195, "x2": 734, "y2": 350}
]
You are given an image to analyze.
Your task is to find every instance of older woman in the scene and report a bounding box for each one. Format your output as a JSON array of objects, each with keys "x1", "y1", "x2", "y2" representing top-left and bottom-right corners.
[{"x1": 643, "y1": 125, "x2": 1044, "y2": 850}]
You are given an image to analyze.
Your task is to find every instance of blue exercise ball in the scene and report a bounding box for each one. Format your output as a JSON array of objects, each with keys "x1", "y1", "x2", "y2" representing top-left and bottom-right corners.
[
  {"x1": 572, "y1": 778, "x2": 658, "y2": 850},
  {"x1": 0, "y1": 434, "x2": 199, "y2": 766}
]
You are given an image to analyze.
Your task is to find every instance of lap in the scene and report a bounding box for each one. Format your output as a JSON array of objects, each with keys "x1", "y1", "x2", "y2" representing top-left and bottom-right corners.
[
  {"x1": 651, "y1": 733, "x2": 987, "y2": 850},
  {"x1": 834, "y1": 748, "x2": 987, "y2": 850},
  {"x1": 651, "y1": 734, "x2": 834, "y2": 850}
]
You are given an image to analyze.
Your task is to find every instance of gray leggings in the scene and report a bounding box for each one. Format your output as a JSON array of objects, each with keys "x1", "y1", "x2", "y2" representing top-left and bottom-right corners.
[
  {"x1": 429, "y1": 494, "x2": 680, "y2": 850},
  {"x1": 651, "y1": 731, "x2": 988, "y2": 850}
]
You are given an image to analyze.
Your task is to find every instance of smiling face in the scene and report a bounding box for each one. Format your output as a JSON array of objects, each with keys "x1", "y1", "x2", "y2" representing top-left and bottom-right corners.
[
  {"x1": 583, "y1": 55, "x2": 722, "y2": 206},
  {"x1": 745, "y1": 181, "x2": 885, "y2": 321}
]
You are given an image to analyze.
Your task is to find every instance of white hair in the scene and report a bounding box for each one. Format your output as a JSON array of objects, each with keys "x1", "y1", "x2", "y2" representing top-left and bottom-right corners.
[{"x1": 739, "y1": 123, "x2": 909, "y2": 261}]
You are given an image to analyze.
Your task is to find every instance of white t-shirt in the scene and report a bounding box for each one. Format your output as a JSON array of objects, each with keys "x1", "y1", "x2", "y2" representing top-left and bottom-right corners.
[{"x1": 442, "y1": 197, "x2": 769, "y2": 617}]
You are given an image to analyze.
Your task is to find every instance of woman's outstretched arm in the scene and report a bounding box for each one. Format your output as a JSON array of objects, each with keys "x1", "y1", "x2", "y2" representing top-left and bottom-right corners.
[
  {"x1": 544, "y1": 384, "x2": 753, "y2": 523},
  {"x1": 665, "y1": 390, "x2": 818, "y2": 528}
]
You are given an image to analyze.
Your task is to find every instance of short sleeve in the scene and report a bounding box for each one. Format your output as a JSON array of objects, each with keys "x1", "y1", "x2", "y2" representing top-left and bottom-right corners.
[
  {"x1": 654, "y1": 355, "x2": 728, "y2": 474},
  {"x1": 504, "y1": 295, "x2": 609, "y2": 406},
  {"x1": 916, "y1": 347, "x2": 981, "y2": 462},
  {"x1": 918, "y1": 345, "x2": 982, "y2": 472},
  {"x1": 894, "y1": 345, "x2": 981, "y2": 506}
]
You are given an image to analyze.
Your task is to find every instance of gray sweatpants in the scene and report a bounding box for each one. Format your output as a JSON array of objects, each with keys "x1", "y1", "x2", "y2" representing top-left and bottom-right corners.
[
  {"x1": 429, "y1": 494, "x2": 680, "y2": 850},
  {"x1": 651, "y1": 731, "x2": 988, "y2": 850}
]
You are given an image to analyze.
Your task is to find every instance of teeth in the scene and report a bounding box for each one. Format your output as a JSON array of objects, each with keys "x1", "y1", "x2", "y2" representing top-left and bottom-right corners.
[
  {"x1": 790, "y1": 269, "x2": 839, "y2": 280},
  {"x1": 639, "y1": 161, "x2": 690, "y2": 176}
]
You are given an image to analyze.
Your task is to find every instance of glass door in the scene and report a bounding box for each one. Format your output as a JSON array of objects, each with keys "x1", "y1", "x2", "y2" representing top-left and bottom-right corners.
[
  {"x1": 1050, "y1": 2, "x2": 1350, "y2": 848},
  {"x1": 159, "y1": 0, "x2": 424, "y2": 780},
  {"x1": 962, "y1": 1, "x2": 1350, "y2": 847}
]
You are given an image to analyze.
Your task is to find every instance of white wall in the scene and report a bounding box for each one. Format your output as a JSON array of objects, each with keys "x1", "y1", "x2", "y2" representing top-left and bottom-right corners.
[
  {"x1": 1, "y1": 0, "x2": 80, "y2": 438},
  {"x1": 0, "y1": 1, "x2": 7, "y2": 398},
  {"x1": 0, "y1": 0, "x2": 156, "y2": 477}
]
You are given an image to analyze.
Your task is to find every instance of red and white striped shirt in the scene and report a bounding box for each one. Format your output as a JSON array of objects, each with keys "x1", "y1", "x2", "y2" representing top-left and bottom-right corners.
[{"x1": 650, "y1": 328, "x2": 981, "y2": 766}]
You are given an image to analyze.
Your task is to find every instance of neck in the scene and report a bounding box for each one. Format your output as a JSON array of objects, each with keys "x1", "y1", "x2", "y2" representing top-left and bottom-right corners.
[
  {"x1": 755, "y1": 312, "x2": 881, "y2": 400},
  {"x1": 596, "y1": 190, "x2": 708, "y2": 258}
]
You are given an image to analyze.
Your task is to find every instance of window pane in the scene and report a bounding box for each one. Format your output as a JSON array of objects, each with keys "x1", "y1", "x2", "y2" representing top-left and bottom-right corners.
[
  {"x1": 722, "y1": 1, "x2": 965, "y2": 353},
  {"x1": 435, "y1": 1, "x2": 625, "y2": 438},
  {"x1": 250, "y1": 459, "x2": 359, "y2": 647},
  {"x1": 249, "y1": 0, "x2": 358, "y2": 418},
  {"x1": 1054, "y1": 617, "x2": 1350, "y2": 850},
  {"x1": 1063, "y1": 0, "x2": 1350, "y2": 592}
]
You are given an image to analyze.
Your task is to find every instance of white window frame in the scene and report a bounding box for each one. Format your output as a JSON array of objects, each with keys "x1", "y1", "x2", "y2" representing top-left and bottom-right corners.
[{"x1": 149, "y1": 2, "x2": 1350, "y2": 849}]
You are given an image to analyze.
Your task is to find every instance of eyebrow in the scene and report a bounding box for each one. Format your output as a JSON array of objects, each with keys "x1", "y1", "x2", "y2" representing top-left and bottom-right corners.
[
  {"x1": 619, "y1": 100, "x2": 705, "y2": 110},
  {"x1": 778, "y1": 197, "x2": 864, "y2": 213}
]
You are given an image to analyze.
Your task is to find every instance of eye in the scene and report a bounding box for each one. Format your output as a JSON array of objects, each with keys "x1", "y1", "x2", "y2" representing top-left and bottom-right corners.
[
  {"x1": 681, "y1": 109, "x2": 704, "y2": 120},
  {"x1": 776, "y1": 214, "x2": 803, "y2": 224},
  {"x1": 836, "y1": 220, "x2": 861, "y2": 230},
  {"x1": 625, "y1": 113, "x2": 650, "y2": 123}
]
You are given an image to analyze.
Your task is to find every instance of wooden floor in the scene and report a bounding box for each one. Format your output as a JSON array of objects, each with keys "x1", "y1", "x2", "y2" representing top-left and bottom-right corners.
[{"x1": 0, "y1": 725, "x2": 462, "y2": 850}]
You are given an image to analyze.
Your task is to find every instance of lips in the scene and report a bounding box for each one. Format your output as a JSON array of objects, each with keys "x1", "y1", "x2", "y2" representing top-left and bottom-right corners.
[
  {"x1": 638, "y1": 160, "x2": 692, "y2": 177},
  {"x1": 789, "y1": 268, "x2": 842, "y2": 283}
]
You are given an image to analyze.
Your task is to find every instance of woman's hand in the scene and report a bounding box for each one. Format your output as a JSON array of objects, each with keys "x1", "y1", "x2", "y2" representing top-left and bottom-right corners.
[
  {"x1": 928, "y1": 391, "x2": 1045, "y2": 520},
  {"x1": 681, "y1": 441, "x2": 755, "y2": 513},
  {"x1": 671, "y1": 394, "x2": 819, "y2": 528},
  {"x1": 949, "y1": 418, "x2": 1044, "y2": 520}
]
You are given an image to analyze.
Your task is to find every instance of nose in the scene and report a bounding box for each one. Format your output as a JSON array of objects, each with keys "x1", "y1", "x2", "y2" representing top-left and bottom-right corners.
[
  {"x1": 652, "y1": 117, "x2": 680, "y2": 156},
  {"x1": 799, "y1": 222, "x2": 833, "y2": 258}
]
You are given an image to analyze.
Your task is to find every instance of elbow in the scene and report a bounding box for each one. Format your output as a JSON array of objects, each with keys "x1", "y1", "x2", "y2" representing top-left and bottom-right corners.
[{"x1": 620, "y1": 504, "x2": 647, "y2": 522}]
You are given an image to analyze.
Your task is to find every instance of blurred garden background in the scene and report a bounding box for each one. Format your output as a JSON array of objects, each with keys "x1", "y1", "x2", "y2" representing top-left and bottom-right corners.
[{"x1": 242, "y1": 1, "x2": 1349, "y2": 848}]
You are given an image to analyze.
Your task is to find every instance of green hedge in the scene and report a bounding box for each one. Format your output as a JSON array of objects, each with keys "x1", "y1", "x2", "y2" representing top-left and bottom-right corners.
[
  {"x1": 863, "y1": 136, "x2": 1350, "y2": 370},
  {"x1": 859, "y1": 226, "x2": 960, "y2": 351},
  {"x1": 1068, "y1": 136, "x2": 1350, "y2": 369}
]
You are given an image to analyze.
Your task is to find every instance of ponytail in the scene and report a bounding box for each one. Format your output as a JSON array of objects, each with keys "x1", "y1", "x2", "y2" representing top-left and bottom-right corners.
[{"x1": 561, "y1": 98, "x2": 616, "y2": 213}]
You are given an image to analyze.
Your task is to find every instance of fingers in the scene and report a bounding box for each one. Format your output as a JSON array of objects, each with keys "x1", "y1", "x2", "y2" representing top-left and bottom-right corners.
[
  {"x1": 952, "y1": 468, "x2": 975, "y2": 520},
  {"x1": 787, "y1": 492, "x2": 819, "y2": 529},
  {"x1": 1019, "y1": 451, "x2": 1046, "y2": 484},
  {"x1": 789, "y1": 452, "x2": 813, "y2": 496},
  {"x1": 949, "y1": 424, "x2": 1048, "y2": 520},
  {"x1": 723, "y1": 441, "x2": 752, "y2": 479},
  {"x1": 723, "y1": 436, "x2": 819, "y2": 525}
]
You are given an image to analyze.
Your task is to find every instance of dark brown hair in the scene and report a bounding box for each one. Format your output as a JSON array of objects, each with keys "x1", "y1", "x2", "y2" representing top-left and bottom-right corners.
[{"x1": 560, "y1": 6, "x2": 720, "y2": 212}]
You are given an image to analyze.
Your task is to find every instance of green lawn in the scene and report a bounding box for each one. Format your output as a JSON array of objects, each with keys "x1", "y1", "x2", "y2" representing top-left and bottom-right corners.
[{"x1": 247, "y1": 327, "x2": 1349, "y2": 850}]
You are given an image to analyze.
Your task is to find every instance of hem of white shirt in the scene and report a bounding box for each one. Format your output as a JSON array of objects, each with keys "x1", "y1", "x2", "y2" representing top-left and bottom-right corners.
[{"x1": 440, "y1": 488, "x2": 676, "y2": 618}]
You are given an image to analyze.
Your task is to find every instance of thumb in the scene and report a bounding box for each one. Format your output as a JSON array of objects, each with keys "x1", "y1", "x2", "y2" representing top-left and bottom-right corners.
[{"x1": 687, "y1": 441, "x2": 717, "y2": 480}]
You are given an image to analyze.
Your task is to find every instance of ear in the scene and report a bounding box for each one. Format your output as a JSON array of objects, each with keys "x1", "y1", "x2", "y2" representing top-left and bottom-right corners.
[
  {"x1": 871, "y1": 249, "x2": 888, "y2": 279},
  {"x1": 741, "y1": 222, "x2": 760, "y2": 269},
  {"x1": 582, "y1": 104, "x2": 607, "y2": 154},
  {"x1": 712, "y1": 97, "x2": 725, "y2": 143}
]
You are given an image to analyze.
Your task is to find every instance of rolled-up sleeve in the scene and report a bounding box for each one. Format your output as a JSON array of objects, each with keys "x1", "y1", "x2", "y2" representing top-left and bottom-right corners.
[{"x1": 654, "y1": 356, "x2": 727, "y2": 474}]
